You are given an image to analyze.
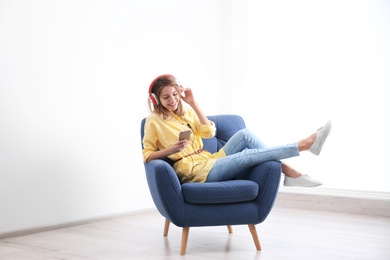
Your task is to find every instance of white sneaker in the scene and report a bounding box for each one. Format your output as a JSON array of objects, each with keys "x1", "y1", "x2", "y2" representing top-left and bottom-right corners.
[
  {"x1": 284, "y1": 174, "x2": 323, "y2": 187},
  {"x1": 309, "y1": 120, "x2": 332, "y2": 156}
]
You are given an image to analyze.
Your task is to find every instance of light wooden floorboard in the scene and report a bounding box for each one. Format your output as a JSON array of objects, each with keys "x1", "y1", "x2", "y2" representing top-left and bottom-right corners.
[{"x1": 1, "y1": 207, "x2": 389, "y2": 260}]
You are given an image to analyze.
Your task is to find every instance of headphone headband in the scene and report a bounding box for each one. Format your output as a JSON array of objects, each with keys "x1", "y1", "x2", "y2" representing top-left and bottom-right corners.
[{"x1": 148, "y1": 74, "x2": 174, "y2": 94}]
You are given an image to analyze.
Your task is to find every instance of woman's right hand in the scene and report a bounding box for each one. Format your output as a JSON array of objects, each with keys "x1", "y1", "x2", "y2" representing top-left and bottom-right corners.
[
  {"x1": 171, "y1": 140, "x2": 190, "y2": 153},
  {"x1": 145, "y1": 140, "x2": 190, "y2": 162}
]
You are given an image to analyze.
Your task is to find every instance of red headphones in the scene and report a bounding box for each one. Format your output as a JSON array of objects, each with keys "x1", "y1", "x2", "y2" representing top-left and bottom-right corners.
[{"x1": 148, "y1": 74, "x2": 174, "y2": 105}]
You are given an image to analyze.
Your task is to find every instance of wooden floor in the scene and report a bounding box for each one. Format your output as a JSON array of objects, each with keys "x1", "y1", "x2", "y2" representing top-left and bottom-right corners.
[{"x1": 0, "y1": 207, "x2": 389, "y2": 260}]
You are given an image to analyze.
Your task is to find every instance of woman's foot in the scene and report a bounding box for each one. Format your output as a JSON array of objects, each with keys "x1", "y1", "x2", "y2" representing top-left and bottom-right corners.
[
  {"x1": 284, "y1": 174, "x2": 323, "y2": 187},
  {"x1": 309, "y1": 120, "x2": 332, "y2": 155},
  {"x1": 298, "y1": 120, "x2": 332, "y2": 155},
  {"x1": 282, "y1": 163, "x2": 322, "y2": 187}
]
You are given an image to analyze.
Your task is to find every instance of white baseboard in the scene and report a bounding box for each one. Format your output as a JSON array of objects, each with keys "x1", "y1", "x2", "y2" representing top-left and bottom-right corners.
[{"x1": 275, "y1": 187, "x2": 390, "y2": 217}]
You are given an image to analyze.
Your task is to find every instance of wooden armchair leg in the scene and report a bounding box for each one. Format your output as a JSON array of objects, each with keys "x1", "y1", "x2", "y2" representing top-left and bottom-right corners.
[
  {"x1": 248, "y1": 224, "x2": 262, "y2": 251},
  {"x1": 227, "y1": 225, "x2": 233, "y2": 234},
  {"x1": 180, "y1": 227, "x2": 190, "y2": 255},
  {"x1": 163, "y1": 219, "x2": 170, "y2": 236}
]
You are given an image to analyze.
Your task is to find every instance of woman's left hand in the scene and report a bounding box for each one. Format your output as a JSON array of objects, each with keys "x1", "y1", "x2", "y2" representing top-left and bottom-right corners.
[{"x1": 180, "y1": 87, "x2": 195, "y2": 104}]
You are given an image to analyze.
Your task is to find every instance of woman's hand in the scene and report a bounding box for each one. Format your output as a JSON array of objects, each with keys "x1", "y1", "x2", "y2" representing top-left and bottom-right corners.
[
  {"x1": 180, "y1": 84, "x2": 210, "y2": 126},
  {"x1": 145, "y1": 139, "x2": 190, "y2": 163},
  {"x1": 180, "y1": 87, "x2": 195, "y2": 105},
  {"x1": 171, "y1": 140, "x2": 190, "y2": 153}
]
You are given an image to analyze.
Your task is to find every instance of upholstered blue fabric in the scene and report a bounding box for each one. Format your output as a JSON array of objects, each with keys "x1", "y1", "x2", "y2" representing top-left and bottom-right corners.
[
  {"x1": 140, "y1": 114, "x2": 282, "y2": 228},
  {"x1": 182, "y1": 180, "x2": 258, "y2": 204}
]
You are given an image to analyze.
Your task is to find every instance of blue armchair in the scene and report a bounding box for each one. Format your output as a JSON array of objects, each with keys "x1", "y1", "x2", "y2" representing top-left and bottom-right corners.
[{"x1": 140, "y1": 114, "x2": 282, "y2": 255}]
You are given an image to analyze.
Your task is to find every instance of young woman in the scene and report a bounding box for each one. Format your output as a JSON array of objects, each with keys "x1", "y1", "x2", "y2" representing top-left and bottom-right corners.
[{"x1": 142, "y1": 74, "x2": 331, "y2": 187}]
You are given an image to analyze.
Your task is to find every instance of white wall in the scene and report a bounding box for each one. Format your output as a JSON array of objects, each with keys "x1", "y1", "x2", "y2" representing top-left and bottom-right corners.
[
  {"x1": 232, "y1": 0, "x2": 390, "y2": 192},
  {"x1": 0, "y1": 0, "x2": 225, "y2": 234}
]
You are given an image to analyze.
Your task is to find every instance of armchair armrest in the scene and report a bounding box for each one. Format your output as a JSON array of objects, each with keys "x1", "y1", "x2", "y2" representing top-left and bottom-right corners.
[
  {"x1": 237, "y1": 161, "x2": 282, "y2": 223},
  {"x1": 144, "y1": 159, "x2": 186, "y2": 226}
]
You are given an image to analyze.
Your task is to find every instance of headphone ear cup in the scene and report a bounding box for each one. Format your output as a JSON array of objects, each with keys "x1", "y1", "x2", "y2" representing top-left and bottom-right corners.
[{"x1": 149, "y1": 93, "x2": 159, "y2": 105}]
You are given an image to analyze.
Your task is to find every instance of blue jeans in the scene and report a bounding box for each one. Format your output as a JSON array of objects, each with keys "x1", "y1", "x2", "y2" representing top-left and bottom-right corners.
[{"x1": 206, "y1": 129, "x2": 299, "y2": 182}]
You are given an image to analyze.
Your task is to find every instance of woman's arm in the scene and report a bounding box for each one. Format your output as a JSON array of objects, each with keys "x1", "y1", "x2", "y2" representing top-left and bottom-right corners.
[
  {"x1": 181, "y1": 88, "x2": 210, "y2": 126},
  {"x1": 145, "y1": 139, "x2": 189, "y2": 163}
]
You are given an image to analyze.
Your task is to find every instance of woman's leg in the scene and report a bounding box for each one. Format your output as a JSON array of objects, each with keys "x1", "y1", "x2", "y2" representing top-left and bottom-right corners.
[
  {"x1": 282, "y1": 163, "x2": 302, "y2": 178},
  {"x1": 222, "y1": 128, "x2": 316, "y2": 155},
  {"x1": 221, "y1": 129, "x2": 311, "y2": 178},
  {"x1": 206, "y1": 129, "x2": 299, "y2": 182},
  {"x1": 206, "y1": 128, "x2": 318, "y2": 183},
  {"x1": 206, "y1": 144, "x2": 299, "y2": 182},
  {"x1": 222, "y1": 129, "x2": 269, "y2": 155}
]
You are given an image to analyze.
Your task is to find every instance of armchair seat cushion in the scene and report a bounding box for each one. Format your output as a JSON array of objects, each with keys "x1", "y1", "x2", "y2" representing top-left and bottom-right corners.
[{"x1": 182, "y1": 180, "x2": 259, "y2": 204}]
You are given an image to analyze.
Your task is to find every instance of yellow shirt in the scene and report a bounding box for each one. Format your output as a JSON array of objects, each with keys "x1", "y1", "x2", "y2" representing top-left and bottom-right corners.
[{"x1": 142, "y1": 109, "x2": 226, "y2": 183}]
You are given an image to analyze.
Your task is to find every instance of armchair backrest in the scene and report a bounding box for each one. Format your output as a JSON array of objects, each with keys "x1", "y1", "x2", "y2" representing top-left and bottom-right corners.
[
  {"x1": 140, "y1": 114, "x2": 246, "y2": 154},
  {"x1": 201, "y1": 115, "x2": 246, "y2": 153}
]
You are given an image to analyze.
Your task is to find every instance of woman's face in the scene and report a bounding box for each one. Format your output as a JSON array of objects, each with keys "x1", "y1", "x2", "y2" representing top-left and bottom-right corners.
[{"x1": 159, "y1": 85, "x2": 180, "y2": 111}]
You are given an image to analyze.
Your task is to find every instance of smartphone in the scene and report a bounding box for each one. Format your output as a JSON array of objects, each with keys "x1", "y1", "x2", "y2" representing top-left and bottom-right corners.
[{"x1": 179, "y1": 130, "x2": 191, "y2": 141}]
